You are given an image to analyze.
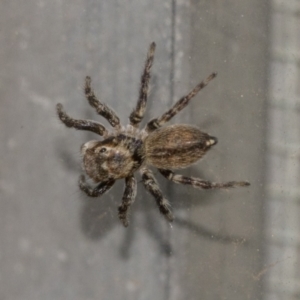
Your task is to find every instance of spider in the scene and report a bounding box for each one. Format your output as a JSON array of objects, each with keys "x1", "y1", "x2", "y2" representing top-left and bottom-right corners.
[{"x1": 56, "y1": 42, "x2": 250, "y2": 227}]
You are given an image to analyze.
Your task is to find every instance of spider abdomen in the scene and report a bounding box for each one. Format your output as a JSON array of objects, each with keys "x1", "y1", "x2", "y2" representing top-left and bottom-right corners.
[{"x1": 144, "y1": 124, "x2": 217, "y2": 169}]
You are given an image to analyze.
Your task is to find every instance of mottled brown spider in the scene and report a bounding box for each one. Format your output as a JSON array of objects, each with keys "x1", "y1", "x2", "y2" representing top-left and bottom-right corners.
[{"x1": 56, "y1": 42, "x2": 250, "y2": 227}]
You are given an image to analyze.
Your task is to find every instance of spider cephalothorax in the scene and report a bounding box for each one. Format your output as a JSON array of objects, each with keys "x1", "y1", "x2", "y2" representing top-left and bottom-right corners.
[
  {"x1": 57, "y1": 42, "x2": 250, "y2": 227},
  {"x1": 80, "y1": 134, "x2": 145, "y2": 182}
]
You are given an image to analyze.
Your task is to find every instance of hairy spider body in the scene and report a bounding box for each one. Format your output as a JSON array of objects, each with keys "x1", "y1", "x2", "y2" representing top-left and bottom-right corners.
[
  {"x1": 57, "y1": 42, "x2": 250, "y2": 227},
  {"x1": 81, "y1": 124, "x2": 216, "y2": 181}
]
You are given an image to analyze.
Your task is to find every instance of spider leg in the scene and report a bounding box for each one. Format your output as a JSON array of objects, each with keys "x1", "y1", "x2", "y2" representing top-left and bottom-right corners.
[
  {"x1": 140, "y1": 167, "x2": 174, "y2": 222},
  {"x1": 79, "y1": 174, "x2": 115, "y2": 197},
  {"x1": 159, "y1": 169, "x2": 250, "y2": 189},
  {"x1": 84, "y1": 76, "x2": 121, "y2": 129},
  {"x1": 56, "y1": 103, "x2": 108, "y2": 136},
  {"x1": 129, "y1": 42, "x2": 156, "y2": 127},
  {"x1": 146, "y1": 72, "x2": 217, "y2": 132},
  {"x1": 118, "y1": 175, "x2": 137, "y2": 227}
]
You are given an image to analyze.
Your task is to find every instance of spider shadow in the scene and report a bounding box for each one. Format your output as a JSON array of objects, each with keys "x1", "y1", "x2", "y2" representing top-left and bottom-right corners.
[
  {"x1": 55, "y1": 86, "x2": 247, "y2": 259},
  {"x1": 118, "y1": 192, "x2": 174, "y2": 259},
  {"x1": 80, "y1": 183, "x2": 122, "y2": 239},
  {"x1": 118, "y1": 172, "x2": 248, "y2": 259}
]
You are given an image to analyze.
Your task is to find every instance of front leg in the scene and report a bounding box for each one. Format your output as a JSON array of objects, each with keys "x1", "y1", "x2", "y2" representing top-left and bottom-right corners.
[
  {"x1": 159, "y1": 169, "x2": 250, "y2": 189},
  {"x1": 140, "y1": 167, "x2": 174, "y2": 222},
  {"x1": 84, "y1": 76, "x2": 121, "y2": 129},
  {"x1": 79, "y1": 175, "x2": 115, "y2": 197},
  {"x1": 118, "y1": 175, "x2": 137, "y2": 227},
  {"x1": 129, "y1": 42, "x2": 156, "y2": 127},
  {"x1": 56, "y1": 103, "x2": 108, "y2": 136}
]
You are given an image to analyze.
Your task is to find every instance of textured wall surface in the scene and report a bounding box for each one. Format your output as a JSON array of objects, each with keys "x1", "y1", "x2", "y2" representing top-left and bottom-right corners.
[
  {"x1": 0, "y1": 1, "x2": 268, "y2": 299},
  {"x1": 264, "y1": 1, "x2": 300, "y2": 299}
]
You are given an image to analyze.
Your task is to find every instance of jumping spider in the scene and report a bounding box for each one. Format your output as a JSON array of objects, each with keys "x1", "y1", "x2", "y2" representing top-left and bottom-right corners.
[{"x1": 56, "y1": 42, "x2": 250, "y2": 227}]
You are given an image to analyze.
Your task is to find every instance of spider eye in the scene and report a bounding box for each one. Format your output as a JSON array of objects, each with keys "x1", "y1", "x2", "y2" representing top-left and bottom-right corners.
[{"x1": 100, "y1": 147, "x2": 107, "y2": 153}]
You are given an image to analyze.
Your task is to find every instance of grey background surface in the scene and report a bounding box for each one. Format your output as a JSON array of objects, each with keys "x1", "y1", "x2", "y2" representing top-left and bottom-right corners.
[{"x1": 0, "y1": 1, "x2": 268, "y2": 299}]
